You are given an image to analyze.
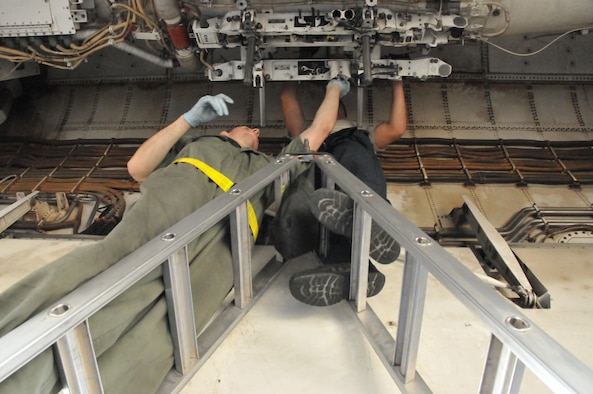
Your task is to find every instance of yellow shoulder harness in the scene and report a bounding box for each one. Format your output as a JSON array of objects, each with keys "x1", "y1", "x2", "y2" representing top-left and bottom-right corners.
[{"x1": 174, "y1": 157, "x2": 259, "y2": 240}]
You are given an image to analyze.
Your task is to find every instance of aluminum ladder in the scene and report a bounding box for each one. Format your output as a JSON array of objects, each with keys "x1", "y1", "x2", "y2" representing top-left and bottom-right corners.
[{"x1": 1, "y1": 154, "x2": 593, "y2": 393}]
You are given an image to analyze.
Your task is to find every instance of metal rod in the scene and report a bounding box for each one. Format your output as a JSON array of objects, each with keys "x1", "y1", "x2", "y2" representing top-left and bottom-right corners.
[
  {"x1": 258, "y1": 84, "x2": 266, "y2": 127},
  {"x1": 361, "y1": 34, "x2": 372, "y2": 86},
  {"x1": 243, "y1": 35, "x2": 256, "y2": 86},
  {"x1": 357, "y1": 85, "x2": 365, "y2": 129}
]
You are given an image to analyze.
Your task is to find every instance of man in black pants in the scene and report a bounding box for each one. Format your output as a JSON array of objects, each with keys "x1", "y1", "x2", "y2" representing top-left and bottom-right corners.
[{"x1": 276, "y1": 78, "x2": 407, "y2": 306}]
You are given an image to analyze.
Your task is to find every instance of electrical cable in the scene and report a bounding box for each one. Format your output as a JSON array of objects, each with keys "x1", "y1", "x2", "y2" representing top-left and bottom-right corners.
[
  {"x1": 0, "y1": 175, "x2": 17, "y2": 184},
  {"x1": 0, "y1": 0, "x2": 169, "y2": 71},
  {"x1": 181, "y1": 1, "x2": 201, "y2": 18},
  {"x1": 0, "y1": 62, "x2": 24, "y2": 80},
  {"x1": 478, "y1": 1, "x2": 511, "y2": 38},
  {"x1": 199, "y1": 50, "x2": 215, "y2": 71},
  {"x1": 480, "y1": 25, "x2": 593, "y2": 57}
]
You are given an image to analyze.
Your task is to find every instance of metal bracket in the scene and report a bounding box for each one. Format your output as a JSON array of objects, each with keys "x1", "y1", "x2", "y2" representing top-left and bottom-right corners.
[
  {"x1": 207, "y1": 58, "x2": 449, "y2": 83},
  {"x1": 0, "y1": 191, "x2": 39, "y2": 233},
  {"x1": 462, "y1": 196, "x2": 550, "y2": 308}
]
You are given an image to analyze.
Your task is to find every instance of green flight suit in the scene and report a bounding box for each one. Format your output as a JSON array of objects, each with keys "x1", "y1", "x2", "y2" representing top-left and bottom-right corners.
[{"x1": 0, "y1": 135, "x2": 307, "y2": 394}]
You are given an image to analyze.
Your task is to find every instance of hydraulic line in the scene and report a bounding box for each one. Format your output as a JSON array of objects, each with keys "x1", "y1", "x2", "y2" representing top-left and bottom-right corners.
[
  {"x1": 114, "y1": 42, "x2": 175, "y2": 68},
  {"x1": 10, "y1": 196, "x2": 82, "y2": 232},
  {"x1": 154, "y1": 0, "x2": 198, "y2": 70},
  {"x1": 444, "y1": 203, "x2": 593, "y2": 245},
  {"x1": 507, "y1": 218, "x2": 593, "y2": 243}
]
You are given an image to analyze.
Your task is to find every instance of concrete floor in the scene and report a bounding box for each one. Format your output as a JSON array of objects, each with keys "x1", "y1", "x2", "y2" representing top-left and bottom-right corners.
[{"x1": 178, "y1": 245, "x2": 593, "y2": 394}]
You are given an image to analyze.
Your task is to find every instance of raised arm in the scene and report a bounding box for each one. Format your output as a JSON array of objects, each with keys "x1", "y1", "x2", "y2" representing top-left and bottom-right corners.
[
  {"x1": 127, "y1": 94, "x2": 233, "y2": 182},
  {"x1": 299, "y1": 78, "x2": 350, "y2": 151},
  {"x1": 373, "y1": 80, "x2": 407, "y2": 149},
  {"x1": 280, "y1": 82, "x2": 306, "y2": 138},
  {"x1": 127, "y1": 116, "x2": 191, "y2": 182}
]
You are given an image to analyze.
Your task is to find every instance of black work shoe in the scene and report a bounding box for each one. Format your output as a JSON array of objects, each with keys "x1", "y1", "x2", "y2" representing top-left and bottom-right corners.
[
  {"x1": 368, "y1": 222, "x2": 401, "y2": 265},
  {"x1": 309, "y1": 188, "x2": 401, "y2": 264},
  {"x1": 289, "y1": 263, "x2": 385, "y2": 307}
]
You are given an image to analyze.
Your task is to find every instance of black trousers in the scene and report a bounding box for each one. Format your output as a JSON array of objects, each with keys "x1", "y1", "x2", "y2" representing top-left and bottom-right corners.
[
  {"x1": 272, "y1": 127, "x2": 388, "y2": 262},
  {"x1": 320, "y1": 127, "x2": 387, "y2": 199},
  {"x1": 319, "y1": 127, "x2": 388, "y2": 263}
]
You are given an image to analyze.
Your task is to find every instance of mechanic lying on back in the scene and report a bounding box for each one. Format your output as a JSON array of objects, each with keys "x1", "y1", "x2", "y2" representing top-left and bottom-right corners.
[{"x1": 0, "y1": 78, "x2": 348, "y2": 394}]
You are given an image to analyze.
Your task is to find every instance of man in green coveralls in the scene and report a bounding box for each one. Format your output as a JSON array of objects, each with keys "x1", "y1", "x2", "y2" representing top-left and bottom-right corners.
[{"x1": 0, "y1": 77, "x2": 349, "y2": 394}]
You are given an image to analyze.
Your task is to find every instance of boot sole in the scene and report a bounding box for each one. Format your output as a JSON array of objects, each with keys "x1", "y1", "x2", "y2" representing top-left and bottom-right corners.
[
  {"x1": 310, "y1": 188, "x2": 401, "y2": 264},
  {"x1": 289, "y1": 269, "x2": 385, "y2": 307}
]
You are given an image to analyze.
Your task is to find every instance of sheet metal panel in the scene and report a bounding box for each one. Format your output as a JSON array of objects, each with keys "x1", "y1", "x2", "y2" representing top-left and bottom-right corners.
[{"x1": 0, "y1": 0, "x2": 76, "y2": 36}]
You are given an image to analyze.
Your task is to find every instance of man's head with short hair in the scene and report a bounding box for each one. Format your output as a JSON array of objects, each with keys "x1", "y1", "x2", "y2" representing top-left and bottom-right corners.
[{"x1": 220, "y1": 126, "x2": 261, "y2": 150}]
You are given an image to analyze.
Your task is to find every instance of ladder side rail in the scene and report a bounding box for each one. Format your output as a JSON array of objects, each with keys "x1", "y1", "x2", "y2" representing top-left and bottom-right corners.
[
  {"x1": 163, "y1": 245, "x2": 199, "y2": 374},
  {"x1": 313, "y1": 154, "x2": 593, "y2": 393},
  {"x1": 480, "y1": 334, "x2": 526, "y2": 394},
  {"x1": 54, "y1": 320, "x2": 103, "y2": 394},
  {"x1": 0, "y1": 156, "x2": 299, "y2": 384}
]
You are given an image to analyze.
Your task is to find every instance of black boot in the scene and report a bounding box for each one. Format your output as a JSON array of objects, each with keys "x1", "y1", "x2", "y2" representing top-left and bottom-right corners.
[
  {"x1": 289, "y1": 262, "x2": 385, "y2": 307},
  {"x1": 309, "y1": 188, "x2": 401, "y2": 265}
]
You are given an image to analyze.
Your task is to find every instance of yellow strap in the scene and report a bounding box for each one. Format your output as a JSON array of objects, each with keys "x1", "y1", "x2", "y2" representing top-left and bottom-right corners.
[{"x1": 174, "y1": 157, "x2": 259, "y2": 240}]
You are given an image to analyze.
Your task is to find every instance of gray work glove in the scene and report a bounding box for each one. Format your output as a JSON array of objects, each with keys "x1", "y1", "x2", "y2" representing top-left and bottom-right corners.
[
  {"x1": 327, "y1": 75, "x2": 350, "y2": 98},
  {"x1": 183, "y1": 93, "x2": 234, "y2": 127}
]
